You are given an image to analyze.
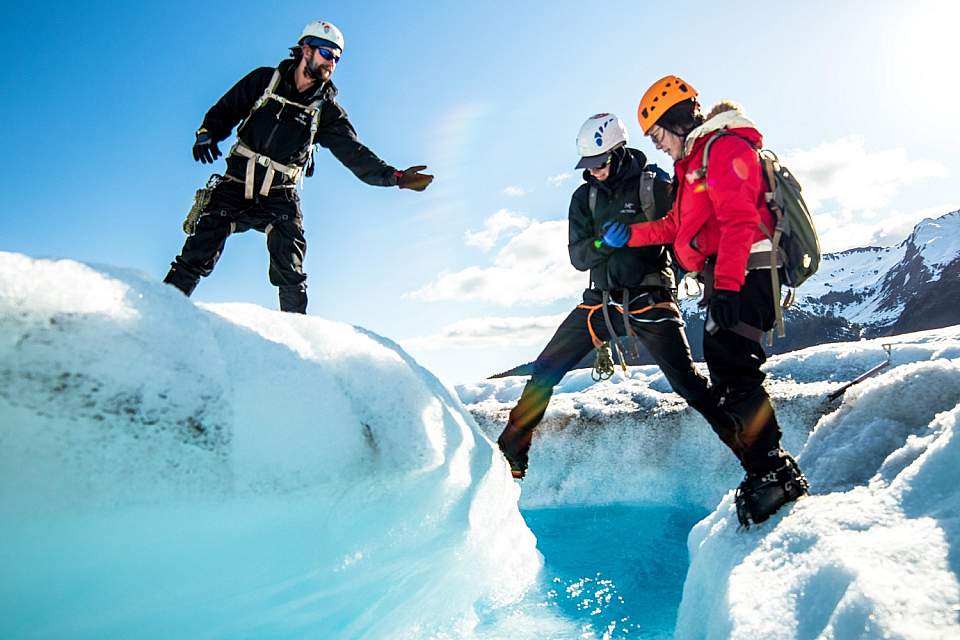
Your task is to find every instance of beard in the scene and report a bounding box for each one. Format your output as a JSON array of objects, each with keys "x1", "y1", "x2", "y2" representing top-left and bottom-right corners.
[{"x1": 305, "y1": 56, "x2": 332, "y2": 82}]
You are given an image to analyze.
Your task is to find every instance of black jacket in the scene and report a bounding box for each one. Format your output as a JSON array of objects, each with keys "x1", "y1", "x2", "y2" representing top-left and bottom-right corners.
[
  {"x1": 568, "y1": 147, "x2": 674, "y2": 293},
  {"x1": 200, "y1": 58, "x2": 398, "y2": 186}
]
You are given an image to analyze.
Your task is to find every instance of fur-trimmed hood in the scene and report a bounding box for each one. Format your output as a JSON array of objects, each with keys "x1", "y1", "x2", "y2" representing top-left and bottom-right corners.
[{"x1": 682, "y1": 101, "x2": 759, "y2": 158}]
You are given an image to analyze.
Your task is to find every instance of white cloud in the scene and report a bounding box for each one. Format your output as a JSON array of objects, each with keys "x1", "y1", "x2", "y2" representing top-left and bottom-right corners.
[
  {"x1": 783, "y1": 137, "x2": 947, "y2": 251},
  {"x1": 503, "y1": 185, "x2": 527, "y2": 197},
  {"x1": 814, "y1": 203, "x2": 957, "y2": 253},
  {"x1": 407, "y1": 219, "x2": 584, "y2": 305},
  {"x1": 463, "y1": 209, "x2": 532, "y2": 251},
  {"x1": 547, "y1": 172, "x2": 574, "y2": 188},
  {"x1": 402, "y1": 313, "x2": 569, "y2": 351},
  {"x1": 865, "y1": 203, "x2": 958, "y2": 247}
]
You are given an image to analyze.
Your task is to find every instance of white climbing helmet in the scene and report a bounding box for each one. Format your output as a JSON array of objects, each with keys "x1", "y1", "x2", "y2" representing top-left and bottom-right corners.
[
  {"x1": 299, "y1": 20, "x2": 345, "y2": 52},
  {"x1": 575, "y1": 113, "x2": 629, "y2": 169}
]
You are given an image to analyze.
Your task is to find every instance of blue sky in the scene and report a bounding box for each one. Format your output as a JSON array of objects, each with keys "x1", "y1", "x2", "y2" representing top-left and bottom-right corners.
[{"x1": 1, "y1": 1, "x2": 957, "y2": 383}]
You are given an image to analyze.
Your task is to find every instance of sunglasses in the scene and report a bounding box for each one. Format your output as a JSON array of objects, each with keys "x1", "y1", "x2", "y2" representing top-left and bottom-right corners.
[
  {"x1": 304, "y1": 39, "x2": 341, "y2": 63},
  {"x1": 589, "y1": 154, "x2": 613, "y2": 171},
  {"x1": 649, "y1": 127, "x2": 666, "y2": 147}
]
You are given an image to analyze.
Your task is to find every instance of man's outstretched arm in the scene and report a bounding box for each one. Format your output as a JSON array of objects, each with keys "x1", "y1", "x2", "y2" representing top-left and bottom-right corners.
[{"x1": 314, "y1": 101, "x2": 432, "y2": 190}]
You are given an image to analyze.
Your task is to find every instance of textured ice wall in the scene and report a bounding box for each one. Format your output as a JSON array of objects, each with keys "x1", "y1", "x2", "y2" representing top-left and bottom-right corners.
[{"x1": 0, "y1": 252, "x2": 541, "y2": 639}]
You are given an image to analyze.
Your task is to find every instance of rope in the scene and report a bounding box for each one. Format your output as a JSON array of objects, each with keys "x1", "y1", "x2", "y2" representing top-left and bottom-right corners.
[
  {"x1": 576, "y1": 300, "x2": 680, "y2": 348},
  {"x1": 622, "y1": 289, "x2": 640, "y2": 359},
  {"x1": 601, "y1": 291, "x2": 627, "y2": 375},
  {"x1": 577, "y1": 297, "x2": 681, "y2": 379}
]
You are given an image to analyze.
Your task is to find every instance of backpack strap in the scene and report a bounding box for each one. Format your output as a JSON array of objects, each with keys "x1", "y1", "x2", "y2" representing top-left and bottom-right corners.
[
  {"x1": 587, "y1": 185, "x2": 598, "y2": 287},
  {"x1": 699, "y1": 129, "x2": 787, "y2": 343},
  {"x1": 232, "y1": 69, "x2": 327, "y2": 198},
  {"x1": 590, "y1": 171, "x2": 656, "y2": 220},
  {"x1": 250, "y1": 69, "x2": 282, "y2": 113},
  {"x1": 637, "y1": 169, "x2": 657, "y2": 221}
]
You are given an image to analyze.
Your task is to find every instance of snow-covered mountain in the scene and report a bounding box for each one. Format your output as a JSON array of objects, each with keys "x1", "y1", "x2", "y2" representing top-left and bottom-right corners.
[{"x1": 760, "y1": 208, "x2": 960, "y2": 350}]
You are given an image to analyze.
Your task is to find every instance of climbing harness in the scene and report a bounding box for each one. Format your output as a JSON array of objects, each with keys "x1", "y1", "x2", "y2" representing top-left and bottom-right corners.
[
  {"x1": 699, "y1": 254, "x2": 783, "y2": 344},
  {"x1": 826, "y1": 344, "x2": 893, "y2": 402},
  {"x1": 578, "y1": 290, "x2": 681, "y2": 381},
  {"x1": 581, "y1": 166, "x2": 678, "y2": 380},
  {"x1": 229, "y1": 141, "x2": 304, "y2": 199},
  {"x1": 229, "y1": 69, "x2": 325, "y2": 199}
]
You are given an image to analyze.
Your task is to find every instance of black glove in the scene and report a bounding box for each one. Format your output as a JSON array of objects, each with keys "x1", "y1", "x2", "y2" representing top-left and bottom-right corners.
[
  {"x1": 710, "y1": 290, "x2": 741, "y2": 330},
  {"x1": 192, "y1": 128, "x2": 222, "y2": 164},
  {"x1": 396, "y1": 165, "x2": 434, "y2": 191}
]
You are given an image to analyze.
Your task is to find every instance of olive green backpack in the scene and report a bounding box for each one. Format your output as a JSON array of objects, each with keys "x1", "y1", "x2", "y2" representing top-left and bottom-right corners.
[{"x1": 701, "y1": 130, "x2": 822, "y2": 339}]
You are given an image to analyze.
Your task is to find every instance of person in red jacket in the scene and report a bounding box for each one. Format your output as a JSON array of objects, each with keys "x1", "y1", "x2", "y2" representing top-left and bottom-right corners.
[{"x1": 612, "y1": 75, "x2": 808, "y2": 527}]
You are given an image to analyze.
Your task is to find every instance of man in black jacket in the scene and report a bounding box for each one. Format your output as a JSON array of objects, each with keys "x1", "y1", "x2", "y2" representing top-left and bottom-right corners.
[
  {"x1": 164, "y1": 20, "x2": 433, "y2": 313},
  {"x1": 497, "y1": 114, "x2": 735, "y2": 478}
]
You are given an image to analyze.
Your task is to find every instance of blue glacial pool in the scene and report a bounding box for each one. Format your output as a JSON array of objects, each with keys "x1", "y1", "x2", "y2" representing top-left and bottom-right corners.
[{"x1": 520, "y1": 503, "x2": 708, "y2": 639}]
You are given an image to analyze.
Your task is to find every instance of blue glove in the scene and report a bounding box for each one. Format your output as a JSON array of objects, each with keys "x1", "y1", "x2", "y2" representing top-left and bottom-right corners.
[{"x1": 600, "y1": 221, "x2": 629, "y2": 248}]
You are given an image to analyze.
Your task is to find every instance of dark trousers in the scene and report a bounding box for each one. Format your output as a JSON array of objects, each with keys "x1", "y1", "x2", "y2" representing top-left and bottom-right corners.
[
  {"x1": 499, "y1": 288, "x2": 733, "y2": 468},
  {"x1": 703, "y1": 269, "x2": 784, "y2": 474},
  {"x1": 163, "y1": 179, "x2": 308, "y2": 313}
]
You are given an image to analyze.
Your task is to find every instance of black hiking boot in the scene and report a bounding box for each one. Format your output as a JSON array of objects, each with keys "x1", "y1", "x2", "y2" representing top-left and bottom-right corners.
[
  {"x1": 734, "y1": 452, "x2": 809, "y2": 528},
  {"x1": 163, "y1": 264, "x2": 200, "y2": 297},
  {"x1": 496, "y1": 436, "x2": 528, "y2": 480}
]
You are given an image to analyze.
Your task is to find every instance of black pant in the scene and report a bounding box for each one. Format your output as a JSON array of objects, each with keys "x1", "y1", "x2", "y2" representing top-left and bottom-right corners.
[
  {"x1": 703, "y1": 270, "x2": 783, "y2": 474},
  {"x1": 499, "y1": 287, "x2": 732, "y2": 467},
  {"x1": 164, "y1": 179, "x2": 308, "y2": 313}
]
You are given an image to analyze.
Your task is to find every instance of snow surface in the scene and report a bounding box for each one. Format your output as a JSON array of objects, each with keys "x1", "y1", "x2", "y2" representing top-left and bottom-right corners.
[
  {"x1": 3, "y1": 250, "x2": 960, "y2": 639},
  {"x1": 463, "y1": 327, "x2": 960, "y2": 638},
  {"x1": 0, "y1": 252, "x2": 544, "y2": 639}
]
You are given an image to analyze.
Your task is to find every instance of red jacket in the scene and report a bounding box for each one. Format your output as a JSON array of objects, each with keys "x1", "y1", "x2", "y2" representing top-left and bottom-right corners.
[{"x1": 627, "y1": 110, "x2": 775, "y2": 292}]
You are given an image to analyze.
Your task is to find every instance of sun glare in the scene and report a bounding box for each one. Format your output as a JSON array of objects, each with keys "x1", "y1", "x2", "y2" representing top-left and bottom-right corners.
[{"x1": 890, "y1": 4, "x2": 960, "y2": 115}]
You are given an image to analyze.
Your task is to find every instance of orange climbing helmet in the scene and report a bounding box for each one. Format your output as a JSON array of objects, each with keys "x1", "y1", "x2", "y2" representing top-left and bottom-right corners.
[{"x1": 637, "y1": 75, "x2": 698, "y2": 134}]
